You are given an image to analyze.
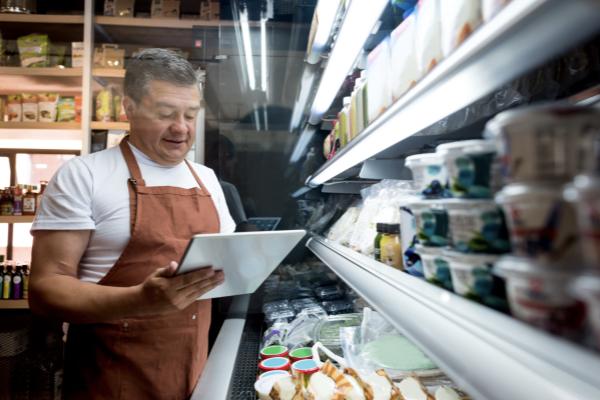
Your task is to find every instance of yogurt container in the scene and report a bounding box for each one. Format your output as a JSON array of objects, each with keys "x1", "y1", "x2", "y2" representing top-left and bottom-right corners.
[
  {"x1": 494, "y1": 257, "x2": 585, "y2": 339},
  {"x1": 443, "y1": 199, "x2": 510, "y2": 254},
  {"x1": 564, "y1": 175, "x2": 600, "y2": 269},
  {"x1": 445, "y1": 251, "x2": 506, "y2": 308},
  {"x1": 255, "y1": 372, "x2": 293, "y2": 400},
  {"x1": 485, "y1": 104, "x2": 600, "y2": 183},
  {"x1": 416, "y1": 245, "x2": 453, "y2": 290},
  {"x1": 260, "y1": 345, "x2": 289, "y2": 360},
  {"x1": 408, "y1": 200, "x2": 449, "y2": 247},
  {"x1": 495, "y1": 183, "x2": 580, "y2": 264},
  {"x1": 570, "y1": 275, "x2": 600, "y2": 349},
  {"x1": 259, "y1": 370, "x2": 291, "y2": 380},
  {"x1": 258, "y1": 357, "x2": 291, "y2": 373},
  {"x1": 289, "y1": 347, "x2": 313, "y2": 362},
  {"x1": 291, "y1": 359, "x2": 320, "y2": 388},
  {"x1": 436, "y1": 140, "x2": 499, "y2": 199},
  {"x1": 405, "y1": 153, "x2": 448, "y2": 198}
]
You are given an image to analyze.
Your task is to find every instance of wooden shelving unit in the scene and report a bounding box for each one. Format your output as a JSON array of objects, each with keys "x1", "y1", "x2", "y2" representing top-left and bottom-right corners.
[
  {"x1": 90, "y1": 121, "x2": 130, "y2": 130},
  {"x1": 95, "y1": 15, "x2": 224, "y2": 29},
  {"x1": 93, "y1": 68, "x2": 126, "y2": 78},
  {"x1": 0, "y1": 122, "x2": 81, "y2": 130},
  {"x1": 0, "y1": 67, "x2": 83, "y2": 77},
  {"x1": 0, "y1": 216, "x2": 35, "y2": 224},
  {"x1": 0, "y1": 300, "x2": 29, "y2": 310},
  {"x1": 0, "y1": 13, "x2": 84, "y2": 24}
]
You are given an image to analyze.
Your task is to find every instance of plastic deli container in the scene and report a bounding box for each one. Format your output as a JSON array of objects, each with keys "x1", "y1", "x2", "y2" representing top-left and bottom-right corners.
[
  {"x1": 291, "y1": 359, "x2": 320, "y2": 388},
  {"x1": 259, "y1": 370, "x2": 291, "y2": 380},
  {"x1": 260, "y1": 345, "x2": 289, "y2": 360},
  {"x1": 255, "y1": 372, "x2": 292, "y2": 400},
  {"x1": 436, "y1": 140, "x2": 499, "y2": 199},
  {"x1": 289, "y1": 347, "x2": 313, "y2": 362},
  {"x1": 258, "y1": 357, "x2": 291, "y2": 373},
  {"x1": 445, "y1": 251, "x2": 505, "y2": 306},
  {"x1": 564, "y1": 175, "x2": 600, "y2": 269},
  {"x1": 570, "y1": 275, "x2": 600, "y2": 349},
  {"x1": 482, "y1": 0, "x2": 511, "y2": 22},
  {"x1": 443, "y1": 199, "x2": 510, "y2": 254},
  {"x1": 416, "y1": 245, "x2": 453, "y2": 290},
  {"x1": 494, "y1": 257, "x2": 585, "y2": 339},
  {"x1": 496, "y1": 183, "x2": 580, "y2": 264},
  {"x1": 405, "y1": 153, "x2": 448, "y2": 198},
  {"x1": 485, "y1": 104, "x2": 600, "y2": 183},
  {"x1": 408, "y1": 201, "x2": 449, "y2": 247}
]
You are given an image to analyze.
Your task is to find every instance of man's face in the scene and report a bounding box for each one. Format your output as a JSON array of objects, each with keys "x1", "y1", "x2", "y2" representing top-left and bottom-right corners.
[{"x1": 125, "y1": 80, "x2": 201, "y2": 166}]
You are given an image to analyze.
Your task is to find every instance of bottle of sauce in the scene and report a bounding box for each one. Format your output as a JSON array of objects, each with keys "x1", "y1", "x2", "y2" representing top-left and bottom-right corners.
[
  {"x1": 0, "y1": 189, "x2": 12, "y2": 216},
  {"x1": 374, "y1": 223, "x2": 388, "y2": 262},
  {"x1": 23, "y1": 185, "x2": 36, "y2": 215},
  {"x1": 2, "y1": 263, "x2": 12, "y2": 299},
  {"x1": 23, "y1": 264, "x2": 30, "y2": 299},
  {"x1": 12, "y1": 186, "x2": 23, "y2": 216},
  {"x1": 380, "y1": 223, "x2": 403, "y2": 270},
  {"x1": 12, "y1": 264, "x2": 23, "y2": 299}
]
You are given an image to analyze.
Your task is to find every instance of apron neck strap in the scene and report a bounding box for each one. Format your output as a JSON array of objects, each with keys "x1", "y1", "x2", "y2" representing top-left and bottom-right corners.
[
  {"x1": 119, "y1": 136, "x2": 146, "y2": 186},
  {"x1": 184, "y1": 160, "x2": 205, "y2": 189}
]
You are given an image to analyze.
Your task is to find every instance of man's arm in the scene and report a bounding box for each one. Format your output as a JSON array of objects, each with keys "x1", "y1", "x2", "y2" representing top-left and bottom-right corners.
[{"x1": 29, "y1": 230, "x2": 224, "y2": 324}]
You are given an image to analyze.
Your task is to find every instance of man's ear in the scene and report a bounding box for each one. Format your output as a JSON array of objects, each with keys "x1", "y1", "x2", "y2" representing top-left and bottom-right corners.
[{"x1": 123, "y1": 96, "x2": 136, "y2": 119}]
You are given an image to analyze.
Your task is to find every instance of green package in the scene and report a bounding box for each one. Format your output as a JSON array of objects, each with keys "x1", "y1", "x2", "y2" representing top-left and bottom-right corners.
[
  {"x1": 17, "y1": 33, "x2": 49, "y2": 68},
  {"x1": 57, "y1": 97, "x2": 76, "y2": 122}
]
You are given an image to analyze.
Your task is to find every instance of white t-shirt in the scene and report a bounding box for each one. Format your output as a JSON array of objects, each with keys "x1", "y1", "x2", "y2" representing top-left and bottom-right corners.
[{"x1": 31, "y1": 143, "x2": 236, "y2": 283}]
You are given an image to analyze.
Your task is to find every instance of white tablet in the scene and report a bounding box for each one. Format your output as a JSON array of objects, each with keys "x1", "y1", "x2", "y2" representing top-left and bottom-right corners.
[{"x1": 176, "y1": 230, "x2": 306, "y2": 299}]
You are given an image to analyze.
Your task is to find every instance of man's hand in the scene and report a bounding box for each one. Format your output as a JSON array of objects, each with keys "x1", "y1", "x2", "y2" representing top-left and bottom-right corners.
[{"x1": 137, "y1": 262, "x2": 225, "y2": 315}]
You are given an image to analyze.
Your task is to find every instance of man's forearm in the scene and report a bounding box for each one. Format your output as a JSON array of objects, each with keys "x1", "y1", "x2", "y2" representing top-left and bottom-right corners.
[{"x1": 29, "y1": 275, "x2": 144, "y2": 324}]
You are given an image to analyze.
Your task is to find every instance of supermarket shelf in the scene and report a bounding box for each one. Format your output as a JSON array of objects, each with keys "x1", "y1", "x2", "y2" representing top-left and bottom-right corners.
[
  {"x1": 0, "y1": 300, "x2": 29, "y2": 310},
  {"x1": 0, "y1": 13, "x2": 83, "y2": 24},
  {"x1": 0, "y1": 122, "x2": 81, "y2": 130},
  {"x1": 0, "y1": 216, "x2": 35, "y2": 224},
  {"x1": 92, "y1": 68, "x2": 125, "y2": 78},
  {"x1": 90, "y1": 121, "x2": 129, "y2": 131},
  {"x1": 95, "y1": 16, "x2": 226, "y2": 29},
  {"x1": 307, "y1": 236, "x2": 600, "y2": 400},
  {"x1": 0, "y1": 67, "x2": 83, "y2": 77},
  {"x1": 306, "y1": 0, "x2": 600, "y2": 186},
  {"x1": 321, "y1": 180, "x2": 377, "y2": 194}
]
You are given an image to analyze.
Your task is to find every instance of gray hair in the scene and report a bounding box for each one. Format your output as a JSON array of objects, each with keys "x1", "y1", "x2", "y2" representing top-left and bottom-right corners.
[{"x1": 124, "y1": 48, "x2": 198, "y2": 103}]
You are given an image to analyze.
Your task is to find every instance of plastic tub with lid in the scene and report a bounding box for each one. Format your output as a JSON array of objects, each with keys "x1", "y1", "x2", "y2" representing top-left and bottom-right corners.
[
  {"x1": 494, "y1": 256, "x2": 585, "y2": 339},
  {"x1": 564, "y1": 175, "x2": 600, "y2": 269},
  {"x1": 260, "y1": 345, "x2": 289, "y2": 360},
  {"x1": 443, "y1": 199, "x2": 510, "y2": 254},
  {"x1": 570, "y1": 275, "x2": 600, "y2": 349},
  {"x1": 415, "y1": 245, "x2": 453, "y2": 290},
  {"x1": 436, "y1": 140, "x2": 499, "y2": 199},
  {"x1": 405, "y1": 153, "x2": 448, "y2": 198},
  {"x1": 255, "y1": 372, "x2": 293, "y2": 400},
  {"x1": 258, "y1": 357, "x2": 291, "y2": 373},
  {"x1": 496, "y1": 183, "x2": 580, "y2": 264},
  {"x1": 408, "y1": 200, "x2": 449, "y2": 247},
  {"x1": 485, "y1": 104, "x2": 600, "y2": 183},
  {"x1": 291, "y1": 359, "x2": 320, "y2": 388}
]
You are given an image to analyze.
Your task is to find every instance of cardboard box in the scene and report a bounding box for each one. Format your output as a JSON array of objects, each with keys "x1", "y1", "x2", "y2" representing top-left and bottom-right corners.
[
  {"x1": 151, "y1": 0, "x2": 180, "y2": 18},
  {"x1": 199, "y1": 0, "x2": 219, "y2": 20},
  {"x1": 93, "y1": 44, "x2": 125, "y2": 69},
  {"x1": 71, "y1": 42, "x2": 84, "y2": 68},
  {"x1": 115, "y1": 0, "x2": 134, "y2": 17}
]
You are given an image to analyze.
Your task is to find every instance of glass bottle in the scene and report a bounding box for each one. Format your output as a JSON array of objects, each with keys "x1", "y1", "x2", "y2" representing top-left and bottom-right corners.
[
  {"x1": 23, "y1": 185, "x2": 37, "y2": 215},
  {"x1": 374, "y1": 223, "x2": 388, "y2": 262},
  {"x1": 2, "y1": 263, "x2": 12, "y2": 299},
  {"x1": 12, "y1": 186, "x2": 23, "y2": 216},
  {"x1": 12, "y1": 264, "x2": 23, "y2": 299},
  {"x1": 380, "y1": 223, "x2": 403, "y2": 270}
]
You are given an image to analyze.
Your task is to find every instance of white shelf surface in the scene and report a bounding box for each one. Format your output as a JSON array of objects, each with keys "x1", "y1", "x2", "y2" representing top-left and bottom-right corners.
[
  {"x1": 306, "y1": 0, "x2": 600, "y2": 186},
  {"x1": 307, "y1": 236, "x2": 600, "y2": 400}
]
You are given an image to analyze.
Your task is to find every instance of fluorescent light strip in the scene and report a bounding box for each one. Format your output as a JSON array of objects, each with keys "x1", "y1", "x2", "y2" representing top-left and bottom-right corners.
[
  {"x1": 289, "y1": 65, "x2": 317, "y2": 131},
  {"x1": 309, "y1": 0, "x2": 341, "y2": 58},
  {"x1": 240, "y1": 9, "x2": 256, "y2": 91},
  {"x1": 308, "y1": 0, "x2": 388, "y2": 124},
  {"x1": 289, "y1": 126, "x2": 317, "y2": 163},
  {"x1": 260, "y1": 17, "x2": 268, "y2": 94}
]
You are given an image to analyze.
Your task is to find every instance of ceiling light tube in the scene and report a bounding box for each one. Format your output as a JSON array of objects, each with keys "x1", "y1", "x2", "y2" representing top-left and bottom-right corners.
[
  {"x1": 240, "y1": 8, "x2": 256, "y2": 91},
  {"x1": 260, "y1": 17, "x2": 268, "y2": 95},
  {"x1": 306, "y1": 0, "x2": 341, "y2": 64},
  {"x1": 308, "y1": 0, "x2": 388, "y2": 124}
]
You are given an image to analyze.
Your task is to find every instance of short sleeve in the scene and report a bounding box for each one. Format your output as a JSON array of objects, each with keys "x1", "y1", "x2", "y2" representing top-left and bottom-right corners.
[
  {"x1": 200, "y1": 168, "x2": 236, "y2": 234},
  {"x1": 31, "y1": 158, "x2": 95, "y2": 231}
]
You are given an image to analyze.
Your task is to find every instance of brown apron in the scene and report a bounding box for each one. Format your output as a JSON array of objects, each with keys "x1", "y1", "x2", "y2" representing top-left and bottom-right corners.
[{"x1": 63, "y1": 138, "x2": 220, "y2": 400}]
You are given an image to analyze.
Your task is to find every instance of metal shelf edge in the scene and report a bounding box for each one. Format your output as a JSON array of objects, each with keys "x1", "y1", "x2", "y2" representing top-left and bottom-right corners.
[{"x1": 306, "y1": 236, "x2": 600, "y2": 400}]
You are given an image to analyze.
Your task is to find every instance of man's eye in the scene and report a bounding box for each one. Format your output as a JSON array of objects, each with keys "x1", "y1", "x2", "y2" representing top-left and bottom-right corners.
[
  {"x1": 159, "y1": 113, "x2": 172, "y2": 119},
  {"x1": 185, "y1": 114, "x2": 195, "y2": 120}
]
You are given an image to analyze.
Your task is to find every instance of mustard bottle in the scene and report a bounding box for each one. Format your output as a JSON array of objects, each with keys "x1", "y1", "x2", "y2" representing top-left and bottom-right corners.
[{"x1": 380, "y1": 224, "x2": 403, "y2": 270}]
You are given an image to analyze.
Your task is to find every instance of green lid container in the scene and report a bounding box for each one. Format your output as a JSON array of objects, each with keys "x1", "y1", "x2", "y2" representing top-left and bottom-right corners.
[
  {"x1": 260, "y1": 345, "x2": 289, "y2": 360},
  {"x1": 289, "y1": 347, "x2": 312, "y2": 362}
]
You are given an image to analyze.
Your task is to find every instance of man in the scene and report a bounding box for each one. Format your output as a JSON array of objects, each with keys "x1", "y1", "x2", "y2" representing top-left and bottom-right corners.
[{"x1": 29, "y1": 48, "x2": 235, "y2": 399}]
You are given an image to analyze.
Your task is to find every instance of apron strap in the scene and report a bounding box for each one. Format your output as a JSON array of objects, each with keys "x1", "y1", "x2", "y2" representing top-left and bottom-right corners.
[
  {"x1": 184, "y1": 160, "x2": 209, "y2": 193},
  {"x1": 119, "y1": 136, "x2": 146, "y2": 186}
]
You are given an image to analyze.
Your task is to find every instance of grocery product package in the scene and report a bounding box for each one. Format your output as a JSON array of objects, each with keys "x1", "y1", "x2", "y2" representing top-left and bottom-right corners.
[
  {"x1": 95, "y1": 87, "x2": 114, "y2": 122},
  {"x1": 151, "y1": 0, "x2": 180, "y2": 18},
  {"x1": 326, "y1": 203, "x2": 362, "y2": 246},
  {"x1": 7, "y1": 95, "x2": 22, "y2": 122},
  {"x1": 482, "y1": 0, "x2": 511, "y2": 22},
  {"x1": 71, "y1": 42, "x2": 84, "y2": 68},
  {"x1": 440, "y1": 0, "x2": 481, "y2": 57},
  {"x1": 389, "y1": 12, "x2": 419, "y2": 101},
  {"x1": 366, "y1": 38, "x2": 393, "y2": 124},
  {"x1": 49, "y1": 43, "x2": 66, "y2": 67},
  {"x1": 17, "y1": 34, "x2": 49, "y2": 67},
  {"x1": 112, "y1": 90, "x2": 127, "y2": 122},
  {"x1": 415, "y1": 0, "x2": 442, "y2": 76},
  {"x1": 339, "y1": 308, "x2": 440, "y2": 379},
  {"x1": 115, "y1": 0, "x2": 135, "y2": 17},
  {"x1": 57, "y1": 97, "x2": 76, "y2": 122},
  {"x1": 94, "y1": 44, "x2": 125, "y2": 69},
  {"x1": 348, "y1": 180, "x2": 414, "y2": 255},
  {"x1": 21, "y1": 94, "x2": 38, "y2": 122}
]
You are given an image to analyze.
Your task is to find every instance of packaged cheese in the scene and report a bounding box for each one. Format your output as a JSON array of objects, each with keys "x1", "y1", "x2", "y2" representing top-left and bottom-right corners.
[
  {"x1": 415, "y1": 0, "x2": 442, "y2": 76},
  {"x1": 57, "y1": 97, "x2": 76, "y2": 122},
  {"x1": 7, "y1": 95, "x2": 22, "y2": 122},
  {"x1": 440, "y1": 0, "x2": 482, "y2": 57},
  {"x1": 38, "y1": 93, "x2": 59, "y2": 123},
  {"x1": 366, "y1": 38, "x2": 392, "y2": 124},
  {"x1": 389, "y1": 12, "x2": 419, "y2": 101},
  {"x1": 21, "y1": 94, "x2": 38, "y2": 122}
]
